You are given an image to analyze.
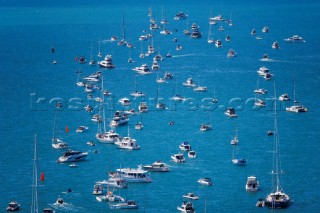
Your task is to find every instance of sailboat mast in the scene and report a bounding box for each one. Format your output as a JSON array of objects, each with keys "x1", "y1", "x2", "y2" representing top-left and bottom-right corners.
[
  {"x1": 31, "y1": 134, "x2": 38, "y2": 213},
  {"x1": 101, "y1": 75, "x2": 106, "y2": 133},
  {"x1": 273, "y1": 81, "x2": 281, "y2": 192}
]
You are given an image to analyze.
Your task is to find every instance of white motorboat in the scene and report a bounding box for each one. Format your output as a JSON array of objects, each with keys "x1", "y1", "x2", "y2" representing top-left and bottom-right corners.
[
  {"x1": 255, "y1": 99, "x2": 266, "y2": 107},
  {"x1": 119, "y1": 97, "x2": 131, "y2": 106},
  {"x1": 143, "y1": 160, "x2": 169, "y2": 172},
  {"x1": 200, "y1": 123, "x2": 212, "y2": 131},
  {"x1": 76, "y1": 126, "x2": 88, "y2": 133},
  {"x1": 251, "y1": 28, "x2": 256, "y2": 35},
  {"x1": 225, "y1": 107, "x2": 237, "y2": 117},
  {"x1": 56, "y1": 150, "x2": 88, "y2": 163},
  {"x1": 188, "y1": 150, "x2": 197, "y2": 158},
  {"x1": 6, "y1": 201, "x2": 20, "y2": 211},
  {"x1": 160, "y1": 29, "x2": 172, "y2": 35},
  {"x1": 156, "y1": 77, "x2": 166, "y2": 83},
  {"x1": 130, "y1": 91, "x2": 146, "y2": 97},
  {"x1": 272, "y1": 41, "x2": 280, "y2": 49},
  {"x1": 132, "y1": 64, "x2": 151, "y2": 75},
  {"x1": 182, "y1": 78, "x2": 196, "y2": 87},
  {"x1": 54, "y1": 197, "x2": 64, "y2": 205},
  {"x1": 210, "y1": 14, "x2": 224, "y2": 22},
  {"x1": 179, "y1": 142, "x2": 192, "y2": 151},
  {"x1": 246, "y1": 176, "x2": 259, "y2": 192},
  {"x1": 257, "y1": 66, "x2": 270, "y2": 76},
  {"x1": 98, "y1": 55, "x2": 115, "y2": 69},
  {"x1": 193, "y1": 86, "x2": 207, "y2": 92},
  {"x1": 198, "y1": 177, "x2": 213, "y2": 185},
  {"x1": 284, "y1": 35, "x2": 305, "y2": 43},
  {"x1": 260, "y1": 54, "x2": 270, "y2": 61},
  {"x1": 96, "y1": 129, "x2": 120, "y2": 143},
  {"x1": 176, "y1": 44, "x2": 183, "y2": 51},
  {"x1": 135, "y1": 122, "x2": 143, "y2": 130},
  {"x1": 254, "y1": 88, "x2": 268, "y2": 94},
  {"x1": 227, "y1": 48, "x2": 236, "y2": 58},
  {"x1": 138, "y1": 102, "x2": 148, "y2": 113},
  {"x1": 174, "y1": 11, "x2": 188, "y2": 20},
  {"x1": 190, "y1": 29, "x2": 202, "y2": 39},
  {"x1": 215, "y1": 39, "x2": 222, "y2": 48},
  {"x1": 164, "y1": 72, "x2": 174, "y2": 80},
  {"x1": 177, "y1": 201, "x2": 195, "y2": 213},
  {"x1": 183, "y1": 192, "x2": 199, "y2": 200},
  {"x1": 279, "y1": 94, "x2": 290, "y2": 101},
  {"x1": 151, "y1": 60, "x2": 160, "y2": 70},
  {"x1": 96, "y1": 191, "x2": 125, "y2": 203},
  {"x1": 262, "y1": 26, "x2": 269, "y2": 33},
  {"x1": 225, "y1": 35, "x2": 230, "y2": 42},
  {"x1": 264, "y1": 73, "x2": 272, "y2": 80},
  {"x1": 91, "y1": 114, "x2": 102, "y2": 123},
  {"x1": 171, "y1": 94, "x2": 185, "y2": 101},
  {"x1": 92, "y1": 184, "x2": 103, "y2": 195},
  {"x1": 109, "y1": 200, "x2": 139, "y2": 209},
  {"x1": 218, "y1": 25, "x2": 224, "y2": 31},
  {"x1": 171, "y1": 153, "x2": 186, "y2": 163},
  {"x1": 286, "y1": 105, "x2": 307, "y2": 113},
  {"x1": 96, "y1": 178, "x2": 128, "y2": 189},
  {"x1": 109, "y1": 165, "x2": 152, "y2": 183},
  {"x1": 110, "y1": 111, "x2": 129, "y2": 127}
]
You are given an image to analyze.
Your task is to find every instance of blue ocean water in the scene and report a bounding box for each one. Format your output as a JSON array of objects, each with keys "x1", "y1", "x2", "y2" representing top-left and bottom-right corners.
[{"x1": 1, "y1": 0, "x2": 320, "y2": 212}]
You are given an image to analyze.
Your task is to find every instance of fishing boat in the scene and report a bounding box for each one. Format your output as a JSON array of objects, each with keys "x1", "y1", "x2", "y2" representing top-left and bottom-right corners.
[
  {"x1": 143, "y1": 160, "x2": 169, "y2": 172},
  {"x1": 246, "y1": 176, "x2": 259, "y2": 192},
  {"x1": 177, "y1": 201, "x2": 196, "y2": 213},
  {"x1": 265, "y1": 82, "x2": 291, "y2": 208}
]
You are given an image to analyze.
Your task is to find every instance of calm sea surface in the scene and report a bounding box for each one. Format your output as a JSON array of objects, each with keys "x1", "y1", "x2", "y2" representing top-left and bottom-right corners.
[{"x1": 0, "y1": 0, "x2": 319, "y2": 212}]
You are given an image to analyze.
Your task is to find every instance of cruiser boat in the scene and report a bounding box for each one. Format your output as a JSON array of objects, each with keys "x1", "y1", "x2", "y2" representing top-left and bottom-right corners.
[
  {"x1": 76, "y1": 126, "x2": 88, "y2": 133},
  {"x1": 132, "y1": 64, "x2": 151, "y2": 75},
  {"x1": 179, "y1": 141, "x2": 192, "y2": 151},
  {"x1": 188, "y1": 150, "x2": 197, "y2": 158},
  {"x1": 210, "y1": 14, "x2": 224, "y2": 22},
  {"x1": 246, "y1": 176, "x2": 259, "y2": 192},
  {"x1": 57, "y1": 150, "x2": 88, "y2": 163},
  {"x1": 110, "y1": 111, "x2": 129, "y2": 127},
  {"x1": 96, "y1": 129, "x2": 120, "y2": 143},
  {"x1": 130, "y1": 91, "x2": 146, "y2": 97},
  {"x1": 183, "y1": 192, "x2": 199, "y2": 200},
  {"x1": 177, "y1": 201, "x2": 195, "y2": 213},
  {"x1": 98, "y1": 55, "x2": 115, "y2": 69},
  {"x1": 257, "y1": 66, "x2": 270, "y2": 76},
  {"x1": 115, "y1": 135, "x2": 140, "y2": 150},
  {"x1": 138, "y1": 102, "x2": 148, "y2": 113},
  {"x1": 119, "y1": 97, "x2": 131, "y2": 106},
  {"x1": 174, "y1": 11, "x2": 188, "y2": 20},
  {"x1": 284, "y1": 35, "x2": 305, "y2": 43},
  {"x1": 182, "y1": 78, "x2": 196, "y2": 87},
  {"x1": 171, "y1": 153, "x2": 186, "y2": 163},
  {"x1": 215, "y1": 39, "x2": 222, "y2": 48},
  {"x1": 6, "y1": 201, "x2": 20, "y2": 211},
  {"x1": 109, "y1": 200, "x2": 139, "y2": 210},
  {"x1": 272, "y1": 41, "x2": 280, "y2": 49},
  {"x1": 108, "y1": 165, "x2": 152, "y2": 183},
  {"x1": 227, "y1": 49, "x2": 236, "y2": 58},
  {"x1": 143, "y1": 160, "x2": 169, "y2": 172},
  {"x1": 190, "y1": 29, "x2": 202, "y2": 39},
  {"x1": 279, "y1": 94, "x2": 290, "y2": 101},
  {"x1": 225, "y1": 107, "x2": 238, "y2": 117},
  {"x1": 198, "y1": 177, "x2": 213, "y2": 185}
]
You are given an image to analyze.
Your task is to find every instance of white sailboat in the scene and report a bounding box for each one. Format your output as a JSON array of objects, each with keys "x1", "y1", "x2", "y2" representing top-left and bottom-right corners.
[
  {"x1": 286, "y1": 72, "x2": 307, "y2": 113},
  {"x1": 232, "y1": 144, "x2": 246, "y2": 166},
  {"x1": 200, "y1": 110, "x2": 212, "y2": 131},
  {"x1": 212, "y1": 84, "x2": 218, "y2": 103},
  {"x1": 207, "y1": 22, "x2": 214, "y2": 44},
  {"x1": 89, "y1": 40, "x2": 96, "y2": 66},
  {"x1": 117, "y1": 11, "x2": 127, "y2": 46},
  {"x1": 265, "y1": 82, "x2": 291, "y2": 208},
  {"x1": 98, "y1": 35, "x2": 102, "y2": 58},
  {"x1": 51, "y1": 111, "x2": 69, "y2": 149},
  {"x1": 230, "y1": 122, "x2": 238, "y2": 145},
  {"x1": 156, "y1": 85, "x2": 166, "y2": 110}
]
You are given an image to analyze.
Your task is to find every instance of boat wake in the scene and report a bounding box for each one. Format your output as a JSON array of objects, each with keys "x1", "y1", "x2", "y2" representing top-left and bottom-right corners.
[{"x1": 172, "y1": 53, "x2": 198, "y2": 58}]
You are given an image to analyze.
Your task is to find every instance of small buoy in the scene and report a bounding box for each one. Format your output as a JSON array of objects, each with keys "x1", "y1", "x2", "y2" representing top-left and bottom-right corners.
[
  {"x1": 40, "y1": 172, "x2": 45, "y2": 181},
  {"x1": 65, "y1": 126, "x2": 69, "y2": 133}
]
